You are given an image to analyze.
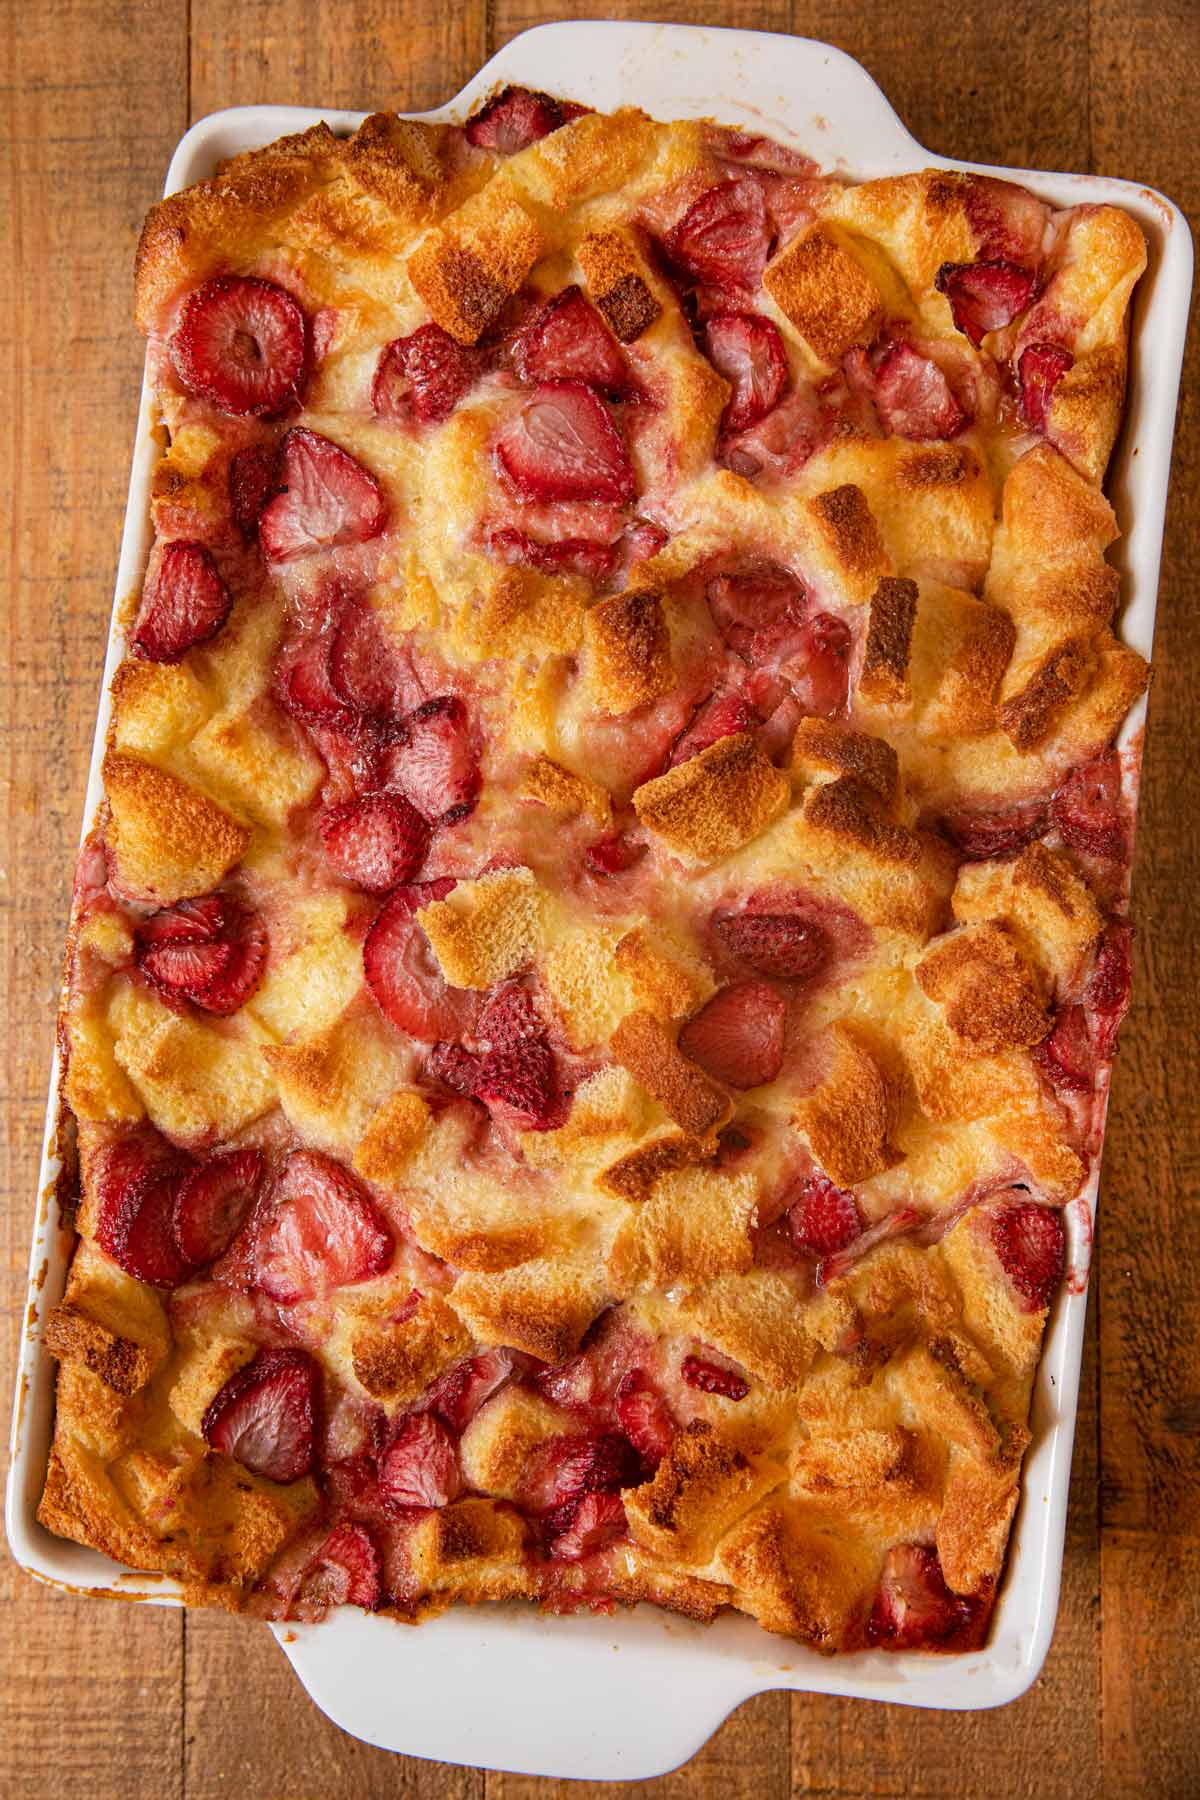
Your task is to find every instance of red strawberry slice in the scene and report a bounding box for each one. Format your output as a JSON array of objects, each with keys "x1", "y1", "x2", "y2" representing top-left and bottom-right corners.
[
  {"x1": 363, "y1": 878, "x2": 479, "y2": 1043},
  {"x1": 133, "y1": 541, "x2": 233, "y2": 663},
  {"x1": 542, "y1": 1490, "x2": 627, "y2": 1561},
  {"x1": 228, "y1": 442, "x2": 280, "y2": 540},
  {"x1": 275, "y1": 622, "x2": 355, "y2": 729},
  {"x1": 378, "y1": 1412, "x2": 461, "y2": 1511},
  {"x1": 873, "y1": 343, "x2": 968, "y2": 440},
  {"x1": 428, "y1": 1039, "x2": 482, "y2": 1096},
  {"x1": 1085, "y1": 921, "x2": 1134, "y2": 1059},
  {"x1": 583, "y1": 833, "x2": 646, "y2": 877},
  {"x1": 513, "y1": 286, "x2": 628, "y2": 394},
  {"x1": 469, "y1": 981, "x2": 544, "y2": 1050},
  {"x1": 868, "y1": 1543, "x2": 977, "y2": 1649},
  {"x1": 1033, "y1": 1004, "x2": 1093, "y2": 1094},
  {"x1": 202, "y1": 1346, "x2": 319, "y2": 1483},
  {"x1": 328, "y1": 597, "x2": 423, "y2": 724},
  {"x1": 173, "y1": 1147, "x2": 263, "y2": 1267},
  {"x1": 136, "y1": 894, "x2": 266, "y2": 1016},
  {"x1": 254, "y1": 1149, "x2": 393, "y2": 1304},
  {"x1": 677, "y1": 980, "x2": 785, "y2": 1089},
  {"x1": 965, "y1": 178, "x2": 1049, "y2": 266},
  {"x1": 704, "y1": 311, "x2": 788, "y2": 432},
  {"x1": 465, "y1": 85, "x2": 564, "y2": 154},
  {"x1": 388, "y1": 696, "x2": 481, "y2": 824},
  {"x1": 626, "y1": 518, "x2": 669, "y2": 563},
  {"x1": 170, "y1": 275, "x2": 307, "y2": 417},
  {"x1": 100, "y1": 1162, "x2": 193, "y2": 1288},
  {"x1": 787, "y1": 1172, "x2": 862, "y2": 1257},
  {"x1": 785, "y1": 611, "x2": 851, "y2": 717},
  {"x1": 941, "y1": 799, "x2": 1048, "y2": 860},
  {"x1": 485, "y1": 525, "x2": 618, "y2": 583},
  {"x1": 669, "y1": 691, "x2": 761, "y2": 766},
  {"x1": 713, "y1": 909, "x2": 828, "y2": 982},
  {"x1": 990, "y1": 1201, "x2": 1066, "y2": 1312},
  {"x1": 319, "y1": 792, "x2": 430, "y2": 893},
  {"x1": 614, "y1": 1371, "x2": 675, "y2": 1467},
  {"x1": 470, "y1": 1038, "x2": 567, "y2": 1132},
  {"x1": 665, "y1": 179, "x2": 771, "y2": 293},
  {"x1": 259, "y1": 427, "x2": 387, "y2": 563},
  {"x1": 1018, "y1": 343, "x2": 1073, "y2": 430},
  {"x1": 707, "y1": 563, "x2": 809, "y2": 667},
  {"x1": 293, "y1": 1520, "x2": 381, "y2": 1614},
  {"x1": 423, "y1": 1348, "x2": 517, "y2": 1431},
  {"x1": 496, "y1": 381, "x2": 636, "y2": 504},
  {"x1": 537, "y1": 1353, "x2": 603, "y2": 1413},
  {"x1": 680, "y1": 1355, "x2": 750, "y2": 1401},
  {"x1": 935, "y1": 259, "x2": 1037, "y2": 347},
  {"x1": 372, "y1": 324, "x2": 481, "y2": 426},
  {"x1": 520, "y1": 1431, "x2": 641, "y2": 1513},
  {"x1": 1051, "y1": 751, "x2": 1125, "y2": 860}
]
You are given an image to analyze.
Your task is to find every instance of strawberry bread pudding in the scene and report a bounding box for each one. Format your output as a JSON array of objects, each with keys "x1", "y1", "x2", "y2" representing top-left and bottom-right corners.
[{"x1": 39, "y1": 87, "x2": 1148, "y2": 1652}]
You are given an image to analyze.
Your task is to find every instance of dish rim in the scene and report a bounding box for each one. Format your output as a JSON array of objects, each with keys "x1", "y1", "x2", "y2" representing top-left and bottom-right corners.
[{"x1": 5, "y1": 19, "x2": 1193, "y2": 1781}]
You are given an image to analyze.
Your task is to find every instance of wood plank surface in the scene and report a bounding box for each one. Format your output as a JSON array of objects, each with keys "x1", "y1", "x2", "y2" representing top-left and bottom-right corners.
[{"x1": 2, "y1": 1, "x2": 1197, "y2": 1795}]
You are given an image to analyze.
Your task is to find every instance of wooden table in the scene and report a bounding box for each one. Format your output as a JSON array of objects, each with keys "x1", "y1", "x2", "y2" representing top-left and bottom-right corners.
[{"x1": 2, "y1": 2, "x2": 1197, "y2": 1793}]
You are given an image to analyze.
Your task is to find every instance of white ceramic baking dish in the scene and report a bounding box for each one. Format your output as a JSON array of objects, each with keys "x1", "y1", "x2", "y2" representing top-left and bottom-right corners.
[{"x1": 6, "y1": 19, "x2": 1192, "y2": 1782}]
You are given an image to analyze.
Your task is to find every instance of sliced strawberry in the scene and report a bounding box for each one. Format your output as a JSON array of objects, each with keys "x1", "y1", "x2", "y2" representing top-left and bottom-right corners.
[
  {"x1": 1086, "y1": 921, "x2": 1134, "y2": 1059},
  {"x1": 583, "y1": 833, "x2": 646, "y2": 877},
  {"x1": 614, "y1": 1371, "x2": 675, "y2": 1467},
  {"x1": 874, "y1": 343, "x2": 968, "y2": 441},
  {"x1": 372, "y1": 324, "x2": 480, "y2": 426},
  {"x1": 1051, "y1": 751, "x2": 1125, "y2": 859},
  {"x1": 868, "y1": 1543, "x2": 978, "y2": 1649},
  {"x1": 1018, "y1": 343, "x2": 1073, "y2": 430},
  {"x1": 720, "y1": 381, "x2": 828, "y2": 482},
  {"x1": 423, "y1": 1348, "x2": 517, "y2": 1432},
  {"x1": 1033, "y1": 1004, "x2": 1093, "y2": 1094},
  {"x1": 259, "y1": 427, "x2": 387, "y2": 563},
  {"x1": 133, "y1": 541, "x2": 232, "y2": 663},
  {"x1": 934, "y1": 259, "x2": 1037, "y2": 346},
  {"x1": 707, "y1": 563, "x2": 808, "y2": 667},
  {"x1": 965, "y1": 177, "x2": 1049, "y2": 266},
  {"x1": 496, "y1": 381, "x2": 636, "y2": 505},
  {"x1": 941, "y1": 799, "x2": 1048, "y2": 860},
  {"x1": 677, "y1": 979, "x2": 784, "y2": 1089},
  {"x1": 254, "y1": 1150, "x2": 393, "y2": 1304},
  {"x1": 170, "y1": 275, "x2": 307, "y2": 417},
  {"x1": 328, "y1": 597, "x2": 422, "y2": 724},
  {"x1": 319, "y1": 792, "x2": 430, "y2": 893},
  {"x1": 786, "y1": 611, "x2": 851, "y2": 717},
  {"x1": 103, "y1": 1163, "x2": 193, "y2": 1287},
  {"x1": 990, "y1": 1201, "x2": 1066, "y2": 1312},
  {"x1": 485, "y1": 524, "x2": 618, "y2": 583},
  {"x1": 465, "y1": 85, "x2": 565, "y2": 154},
  {"x1": 665, "y1": 179, "x2": 770, "y2": 293},
  {"x1": 293, "y1": 1520, "x2": 381, "y2": 1615},
  {"x1": 388, "y1": 695, "x2": 480, "y2": 824},
  {"x1": 470, "y1": 981, "x2": 544, "y2": 1051},
  {"x1": 228, "y1": 442, "x2": 280, "y2": 540},
  {"x1": 275, "y1": 622, "x2": 355, "y2": 729},
  {"x1": 202, "y1": 1346, "x2": 319, "y2": 1483},
  {"x1": 308, "y1": 722, "x2": 383, "y2": 804},
  {"x1": 787, "y1": 1172, "x2": 862, "y2": 1257},
  {"x1": 428, "y1": 1039, "x2": 482, "y2": 1096},
  {"x1": 669, "y1": 691, "x2": 760, "y2": 766},
  {"x1": 378, "y1": 1412, "x2": 461, "y2": 1511},
  {"x1": 520, "y1": 1431, "x2": 641, "y2": 1513},
  {"x1": 513, "y1": 286, "x2": 627, "y2": 394},
  {"x1": 542, "y1": 1490, "x2": 627, "y2": 1561},
  {"x1": 471, "y1": 1037, "x2": 567, "y2": 1132},
  {"x1": 363, "y1": 878, "x2": 479, "y2": 1043},
  {"x1": 679, "y1": 1355, "x2": 750, "y2": 1401},
  {"x1": 626, "y1": 518, "x2": 669, "y2": 563},
  {"x1": 704, "y1": 312, "x2": 788, "y2": 432},
  {"x1": 136, "y1": 894, "x2": 266, "y2": 1016},
  {"x1": 174, "y1": 1147, "x2": 263, "y2": 1267},
  {"x1": 714, "y1": 909, "x2": 828, "y2": 982}
]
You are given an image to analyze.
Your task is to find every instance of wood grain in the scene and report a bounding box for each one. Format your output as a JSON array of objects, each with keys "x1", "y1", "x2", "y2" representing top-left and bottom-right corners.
[{"x1": 2, "y1": 1, "x2": 1197, "y2": 1796}]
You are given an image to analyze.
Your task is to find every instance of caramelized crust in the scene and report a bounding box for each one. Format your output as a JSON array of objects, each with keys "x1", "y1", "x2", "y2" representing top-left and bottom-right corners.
[{"x1": 42, "y1": 99, "x2": 1148, "y2": 1655}]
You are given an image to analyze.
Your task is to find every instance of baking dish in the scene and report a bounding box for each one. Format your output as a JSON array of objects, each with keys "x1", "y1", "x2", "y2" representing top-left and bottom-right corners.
[{"x1": 5, "y1": 19, "x2": 1191, "y2": 1781}]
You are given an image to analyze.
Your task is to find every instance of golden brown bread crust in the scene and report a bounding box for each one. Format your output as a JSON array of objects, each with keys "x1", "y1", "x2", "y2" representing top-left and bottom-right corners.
[{"x1": 42, "y1": 99, "x2": 1148, "y2": 1652}]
